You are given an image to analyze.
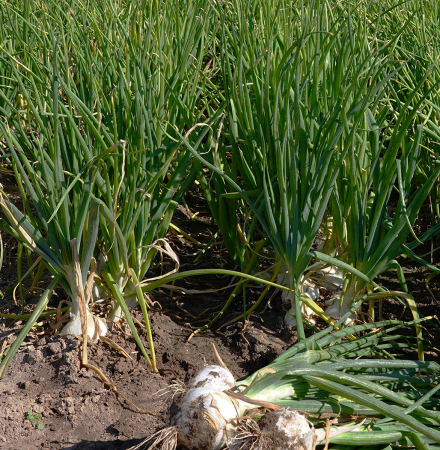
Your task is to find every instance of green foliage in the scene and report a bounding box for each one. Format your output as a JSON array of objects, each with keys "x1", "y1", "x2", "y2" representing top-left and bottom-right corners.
[
  {"x1": 0, "y1": 0, "x2": 217, "y2": 371},
  {"x1": 176, "y1": 0, "x2": 440, "y2": 344},
  {"x1": 26, "y1": 409, "x2": 44, "y2": 430},
  {"x1": 1, "y1": 8, "x2": 440, "y2": 442}
]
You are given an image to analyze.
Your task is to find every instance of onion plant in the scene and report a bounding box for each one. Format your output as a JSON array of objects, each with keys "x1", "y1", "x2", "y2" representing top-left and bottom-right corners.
[
  {"x1": 180, "y1": 0, "x2": 440, "y2": 351},
  {"x1": 340, "y1": 1, "x2": 440, "y2": 274},
  {"x1": 186, "y1": 0, "x2": 424, "y2": 340},
  {"x1": 310, "y1": 1, "x2": 440, "y2": 325},
  {"x1": 384, "y1": 1, "x2": 440, "y2": 275},
  {"x1": 324, "y1": 107, "x2": 440, "y2": 324},
  {"x1": 79, "y1": 0, "x2": 216, "y2": 319},
  {"x1": 0, "y1": 0, "x2": 218, "y2": 373},
  {"x1": 0, "y1": 93, "x2": 109, "y2": 376},
  {"x1": 133, "y1": 302, "x2": 440, "y2": 450}
]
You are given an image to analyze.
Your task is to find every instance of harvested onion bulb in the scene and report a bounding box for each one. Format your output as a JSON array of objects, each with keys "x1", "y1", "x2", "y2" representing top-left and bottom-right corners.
[
  {"x1": 170, "y1": 387, "x2": 252, "y2": 450},
  {"x1": 229, "y1": 408, "x2": 365, "y2": 450},
  {"x1": 130, "y1": 363, "x2": 365, "y2": 450},
  {"x1": 229, "y1": 409, "x2": 314, "y2": 450},
  {"x1": 186, "y1": 365, "x2": 235, "y2": 391},
  {"x1": 257, "y1": 409, "x2": 315, "y2": 450}
]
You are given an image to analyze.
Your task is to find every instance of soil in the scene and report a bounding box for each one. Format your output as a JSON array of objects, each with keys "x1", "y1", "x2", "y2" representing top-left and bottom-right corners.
[{"x1": 1, "y1": 184, "x2": 440, "y2": 450}]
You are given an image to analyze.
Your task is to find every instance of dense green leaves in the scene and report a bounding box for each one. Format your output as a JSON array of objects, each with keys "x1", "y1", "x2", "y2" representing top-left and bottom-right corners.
[
  {"x1": 0, "y1": 0, "x2": 218, "y2": 371},
  {"x1": 1, "y1": 6, "x2": 440, "y2": 444}
]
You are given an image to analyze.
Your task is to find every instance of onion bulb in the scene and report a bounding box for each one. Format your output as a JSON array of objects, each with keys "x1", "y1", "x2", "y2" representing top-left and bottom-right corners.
[
  {"x1": 186, "y1": 365, "x2": 235, "y2": 391},
  {"x1": 61, "y1": 249, "x2": 108, "y2": 340},
  {"x1": 257, "y1": 409, "x2": 315, "y2": 450},
  {"x1": 170, "y1": 387, "x2": 252, "y2": 450},
  {"x1": 60, "y1": 309, "x2": 107, "y2": 340},
  {"x1": 229, "y1": 408, "x2": 365, "y2": 450}
]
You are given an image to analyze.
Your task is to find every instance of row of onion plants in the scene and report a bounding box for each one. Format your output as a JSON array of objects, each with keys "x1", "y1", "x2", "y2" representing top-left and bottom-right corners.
[
  {"x1": 1, "y1": 1, "x2": 440, "y2": 447},
  {"x1": 0, "y1": 0, "x2": 218, "y2": 375},
  {"x1": 180, "y1": 0, "x2": 440, "y2": 357}
]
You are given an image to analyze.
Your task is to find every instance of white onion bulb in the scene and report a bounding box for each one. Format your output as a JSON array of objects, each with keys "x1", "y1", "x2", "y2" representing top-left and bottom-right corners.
[
  {"x1": 258, "y1": 409, "x2": 315, "y2": 450},
  {"x1": 60, "y1": 310, "x2": 107, "y2": 340},
  {"x1": 324, "y1": 298, "x2": 355, "y2": 322},
  {"x1": 170, "y1": 387, "x2": 251, "y2": 450},
  {"x1": 186, "y1": 365, "x2": 235, "y2": 391}
]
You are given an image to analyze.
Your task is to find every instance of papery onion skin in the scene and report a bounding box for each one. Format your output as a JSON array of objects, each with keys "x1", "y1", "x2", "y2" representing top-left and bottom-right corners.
[
  {"x1": 170, "y1": 387, "x2": 247, "y2": 450},
  {"x1": 324, "y1": 298, "x2": 355, "y2": 323},
  {"x1": 60, "y1": 311, "x2": 107, "y2": 340},
  {"x1": 186, "y1": 365, "x2": 235, "y2": 391}
]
